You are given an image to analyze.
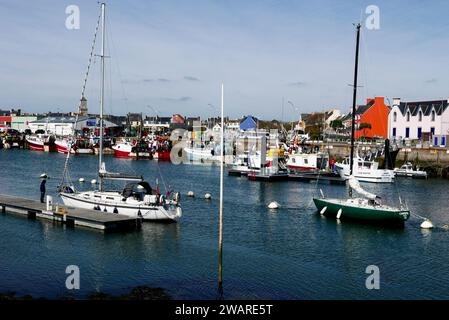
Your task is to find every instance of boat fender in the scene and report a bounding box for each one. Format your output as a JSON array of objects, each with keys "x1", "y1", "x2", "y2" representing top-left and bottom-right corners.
[
  {"x1": 113, "y1": 207, "x2": 118, "y2": 214},
  {"x1": 336, "y1": 209, "x2": 342, "y2": 219},
  {"x1": 159, "y1": 195, "x2": 165, "y2": 204},
  {"x1": 320, "y1": 206, "x2": 327, "y2": 215},
  {"x1": 174, "y1": 192, "x2": 180, "y2": 203}
]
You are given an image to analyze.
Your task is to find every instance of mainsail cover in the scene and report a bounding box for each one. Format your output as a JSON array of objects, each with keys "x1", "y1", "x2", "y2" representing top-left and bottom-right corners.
[{"x1": 348, "y1": 176, "x2": 377, "y2": 200}]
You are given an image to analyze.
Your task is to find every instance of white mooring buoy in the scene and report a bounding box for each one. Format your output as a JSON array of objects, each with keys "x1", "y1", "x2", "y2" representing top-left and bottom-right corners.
[
  {"x1": 79, "y1": 178, "x2": 85, "y2": 183},
  {"x1": 336, "y1": 209, "x2": 342, "y2": 219},
  {"x1": 268, "y1": 201, "x2": 280, "y2": 209},
  {"x1": 420, "y1": 219, "x2": 434, "y2": 229},
  {"x1": 187, "y1": 191, "x2": 195, "y2": 197},
  {"x1": 91, "y1": 179, "x2": 97, "y2": 184},
  {"x1": 320, "y1": 206, "x2": 327, "y2": 215},
  {"x1": 204, "y1": 193, "x2": 211, "y2": 200}
]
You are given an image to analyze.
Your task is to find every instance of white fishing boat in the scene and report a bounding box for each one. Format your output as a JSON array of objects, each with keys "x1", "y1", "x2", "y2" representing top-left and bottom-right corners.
[
  {"x1": 184, "y1": 144, "x2": 218, "y2": 162},
  {"x1": 55, "y1": 137, "x2": 94, "y2": 154},
  {"x1": 59, "y1": 3, "x2": 182, "y2": 222},
  {"x1": 335, "y1": 155, "x2": 395, "y2": 183},
  {"x1": 286, "y1": 152, "x2": 329, "y2": 172},
  {"x1": 112, "y1": 140, "x2": 151, "y2": 159},
  {"x1": 26, "y1": 133, "x2": 54, "y2": 151},
  {"x1": 394, "y1": 162, "x2": 427, "y2": 179}
]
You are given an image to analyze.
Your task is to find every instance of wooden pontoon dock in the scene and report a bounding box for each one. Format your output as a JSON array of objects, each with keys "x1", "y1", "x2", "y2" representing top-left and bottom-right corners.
[{"x1": 0, "y1": 194, "x2": 141, "y2": 232}]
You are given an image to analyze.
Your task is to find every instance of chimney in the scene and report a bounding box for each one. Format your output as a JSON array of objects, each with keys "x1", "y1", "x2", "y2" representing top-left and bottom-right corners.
[{"x1": 392, "y1": 98, "x2": 401, "y2": 106}]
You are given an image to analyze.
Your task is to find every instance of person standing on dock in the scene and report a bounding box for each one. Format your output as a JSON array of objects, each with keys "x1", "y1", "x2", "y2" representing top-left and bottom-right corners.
[{"x1": 40, "y1": 174, "x2": 47, "y2": 203}]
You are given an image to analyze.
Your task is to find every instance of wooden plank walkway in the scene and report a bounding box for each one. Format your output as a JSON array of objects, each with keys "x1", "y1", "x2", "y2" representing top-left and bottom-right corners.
[{"x1": 0, "y1": 194, "x2": 141, "y2": 232}]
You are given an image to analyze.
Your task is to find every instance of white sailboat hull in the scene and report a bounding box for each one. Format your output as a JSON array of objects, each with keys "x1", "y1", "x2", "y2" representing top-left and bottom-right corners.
[{"x1": 60, "y1": 191, "x2": 182, "y2": 221}]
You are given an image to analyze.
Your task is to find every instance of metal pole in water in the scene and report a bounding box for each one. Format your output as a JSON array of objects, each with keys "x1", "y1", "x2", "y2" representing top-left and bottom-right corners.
[{"x1": 218, "y1": 83, "x2": 224, "y2": 294}]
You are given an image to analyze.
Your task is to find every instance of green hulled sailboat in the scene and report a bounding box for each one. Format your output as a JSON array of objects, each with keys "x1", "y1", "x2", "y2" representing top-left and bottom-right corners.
[{"x1": 312, "y1": 23, "x2": 410, "y2": 224}]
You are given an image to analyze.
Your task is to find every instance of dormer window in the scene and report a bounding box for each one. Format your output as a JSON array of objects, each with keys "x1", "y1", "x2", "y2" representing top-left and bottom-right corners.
[
  {"x1": 406, "y1": 111, "x2": 410, "y2": 122},
  {"x1": 418, "y1": 110, "x2": 423, "y2": 122},
  {"x1": 431, "y1": 110, "x2": 436, "y2": 122}
]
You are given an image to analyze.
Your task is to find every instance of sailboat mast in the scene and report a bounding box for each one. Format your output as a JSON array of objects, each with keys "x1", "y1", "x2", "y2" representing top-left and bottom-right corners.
[
  {"x1": 350, "y1": 23, "x2": 361, "y2": 176},
  {"x1": 218, "y1": 83, "x2": 224, "y2": 291},
  {"x1": 99, "y1": 2, "x2": 106, "y2": 191}
]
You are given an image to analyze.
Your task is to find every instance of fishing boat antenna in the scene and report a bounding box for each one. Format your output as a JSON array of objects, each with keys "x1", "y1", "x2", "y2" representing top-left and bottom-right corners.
[
  {"x1": 99, "y1": 2, "x2": 106, "y2": 192},
  {"x1": 349, "y1": 23, "x2": 361, "y2": 178}
]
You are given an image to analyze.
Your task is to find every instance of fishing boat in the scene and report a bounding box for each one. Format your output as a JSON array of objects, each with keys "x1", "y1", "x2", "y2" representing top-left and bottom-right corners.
[
  {"x1": 184, "y1": 144, "x2": 218, "y2": 162},
  {"x1": 313, "y1": 23, "x2": 409, "y2": 224},
  {"x1": 287, "y1": 152, "x2": 329, "y2": 172},
  {"x1": 394, "y1": 162, "x2": 427, "y2": 179},
  {"x1": 335, "y1": 155, "x2": 395, "y2": 183},
  {"x1": 112, "y1": 140, "x2": 151, "y2": 159},
  {"x1": 55, "y1": 137, "x2": 94, "y2": 154},
  {"x1": 59, "y1": 3, "x2": 182, "y2": 222},
  {"x1": 26, "y1": 133, "x2": 54, "y2": 151}
]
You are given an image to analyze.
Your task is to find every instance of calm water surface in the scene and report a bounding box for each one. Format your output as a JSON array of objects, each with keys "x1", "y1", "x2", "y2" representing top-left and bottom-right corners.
[{"x1": 1, "y1": 149, "x2": 449, "y2": 299}]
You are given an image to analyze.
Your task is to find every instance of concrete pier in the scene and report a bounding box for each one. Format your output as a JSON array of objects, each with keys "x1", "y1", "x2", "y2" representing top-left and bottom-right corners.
[{"x1": 0, "y1": 194, "x2": 141, "y2": 232}]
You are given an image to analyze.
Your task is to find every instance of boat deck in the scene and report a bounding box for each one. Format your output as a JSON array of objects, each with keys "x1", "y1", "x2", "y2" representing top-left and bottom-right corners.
[{"x1": 0, "y1": 194, "x2": 141, "y2": 232}]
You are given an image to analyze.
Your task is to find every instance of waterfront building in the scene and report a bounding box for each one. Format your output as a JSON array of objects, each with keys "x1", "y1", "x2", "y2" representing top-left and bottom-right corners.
[
  {"x1": 340, "y1": 97, "x2": 390, "y2": 139},
  {"x1": 28, "y1": 116, "x2": 118, "y2": 136},
  {"x1": 11, "y1": 115, "x2": 39, "y2": 132},
  {"x1": 388, "y1": 98, "x2": 449, "y2": 146}
]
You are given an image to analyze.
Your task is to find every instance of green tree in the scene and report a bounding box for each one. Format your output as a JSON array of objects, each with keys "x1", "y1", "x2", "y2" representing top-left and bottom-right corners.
[
  {"x1": 359, "y1": 122, "x2": 372, "y2": 138},
  {"x1": 330, "y1": 119, "x2": 343, "y2": 132}
]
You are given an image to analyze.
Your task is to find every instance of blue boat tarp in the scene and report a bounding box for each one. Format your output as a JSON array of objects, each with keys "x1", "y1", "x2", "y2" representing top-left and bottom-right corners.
[{"x1": 239, "y1": 116, "x2": 257, "y2": 131}]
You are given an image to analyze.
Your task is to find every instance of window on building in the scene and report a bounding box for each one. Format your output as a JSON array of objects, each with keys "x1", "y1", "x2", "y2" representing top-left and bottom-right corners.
[
  {"x1": 431, "y1": 127, "x2": 435, "y2": 135},
  {"x1": 405, "y1": 127, "x2": 410, "y2": 138},
  {"x1": 418, "y1": 111, "x2": 423, "y2": 122},
  {"x1": 418, "y1": 127, "x2": 422, "y2": 138},
  {"x1": 392, "y1": 128, "x2": 396, "y2": 137},
  {"x1": 406, "y1": 111, "x2": 410, "y2": 122},
  {"x1": 393, "y1": 112, "x2": 397, "y2": 122},
  {"x1": 431, "y1": 110, "x2": 436, "y2": 122}
]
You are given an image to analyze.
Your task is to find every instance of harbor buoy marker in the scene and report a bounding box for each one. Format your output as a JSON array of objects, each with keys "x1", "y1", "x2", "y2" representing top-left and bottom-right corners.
[
  {"x1": 204, "y1": 193, "x2": 211, "y2": 200},
  {"x1": 420, "y1": 219, "x2": 434, "y2": 229},
  {"x1": 79, "y1": 178, "x2": 85, "y2": 183},
  {"x1": 91, "y1": 179, "x2": 97, "y2": 184},
  {"x1": 268, "y1": 201, "x2": 280, "y2": 209},
  {"x1": 187, "y1": 191, "x2": 195, "y2": 197}
]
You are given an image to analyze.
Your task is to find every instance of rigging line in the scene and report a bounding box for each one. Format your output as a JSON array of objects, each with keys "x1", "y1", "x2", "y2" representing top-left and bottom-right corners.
[
  {"x1": 106, "y1": 14, "x2": 130, "y2": 112},
  {"x1": 60, "y1": 7, "x2": 102, "y2": 189},
  {"x1": 80, "y1": 9, "x2": 102, "y2": 103}
]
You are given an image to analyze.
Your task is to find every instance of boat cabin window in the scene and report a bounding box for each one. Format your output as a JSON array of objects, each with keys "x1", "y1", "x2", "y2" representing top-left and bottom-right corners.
[
  {"x1": 106, "y1": 197, "x2": 114, "y2": 200},
  {"x1": 304, "y1": 159, "x2": 308, "y2": 164}
]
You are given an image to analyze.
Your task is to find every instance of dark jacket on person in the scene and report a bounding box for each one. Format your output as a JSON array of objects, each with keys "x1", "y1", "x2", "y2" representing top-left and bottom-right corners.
[{"x1": 40, "y1": 180, "x2": 46, "y2": 192}]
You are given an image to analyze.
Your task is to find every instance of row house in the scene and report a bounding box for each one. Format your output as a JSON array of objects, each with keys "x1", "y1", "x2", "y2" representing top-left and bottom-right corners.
[{"x1": 388, "y1": 98, "x2": 449, "y2": 146}]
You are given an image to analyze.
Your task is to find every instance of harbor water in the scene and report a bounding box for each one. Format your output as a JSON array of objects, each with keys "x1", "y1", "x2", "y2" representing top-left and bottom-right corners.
[{"x1": 1, "y1": 149, "x2": 449, "y2": 299}]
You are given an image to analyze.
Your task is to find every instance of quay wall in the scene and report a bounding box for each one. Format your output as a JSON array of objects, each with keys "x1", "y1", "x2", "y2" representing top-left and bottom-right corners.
[{"x1": 312, "y1": 142, "x2": 449, "y2": 177}]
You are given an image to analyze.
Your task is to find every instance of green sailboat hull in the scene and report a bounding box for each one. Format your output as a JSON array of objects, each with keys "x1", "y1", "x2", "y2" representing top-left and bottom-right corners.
[{"x1": 313, "y1": 198, "x2": 410, "y2": 222}]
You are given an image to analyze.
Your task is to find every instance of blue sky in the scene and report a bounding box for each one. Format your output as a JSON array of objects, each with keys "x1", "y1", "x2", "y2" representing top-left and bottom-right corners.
[{"x1": 1, "y1": 0, "x2": 449, "y2": 120}]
